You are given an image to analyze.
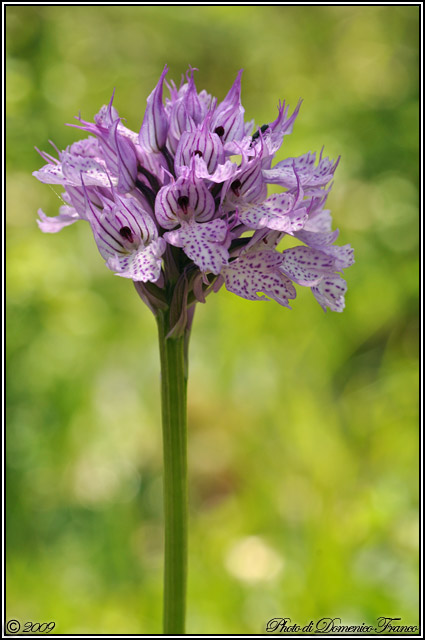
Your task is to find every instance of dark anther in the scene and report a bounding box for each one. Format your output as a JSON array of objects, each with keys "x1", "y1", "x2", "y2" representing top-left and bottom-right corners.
[
  {"x1": 231, "y1": 179, "x2": 242, "y2": 196},
  {"x1": 251, "y1": 123, "x2": 269, "y2": 142},
  {"x1": 177, "y1": 195, "x2": 190, "y2": 213},
  {"x1": 194, "y1": 150, "x2": 203, "y2": 157},
  {"x1": 119, "y1": 226, "x2": 134, "y2": 242},
  {"x1": 214, "y1": 126, "x2": 225, "y2": 137}
]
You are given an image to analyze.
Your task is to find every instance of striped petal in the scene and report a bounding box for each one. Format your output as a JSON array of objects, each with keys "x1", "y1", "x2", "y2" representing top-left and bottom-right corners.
[
  {"x1": 139, "y1": 66, "x2": 169, "y2": 152},
  {"x1": 155, "y1": 174, "x2": 215, "y2": 229},
  {"x1": 175, "y1": 125, "x2": 225, "y2": 176},
  {"x1": 210, "y1": 70, "x2": 245, "y2": 142}
]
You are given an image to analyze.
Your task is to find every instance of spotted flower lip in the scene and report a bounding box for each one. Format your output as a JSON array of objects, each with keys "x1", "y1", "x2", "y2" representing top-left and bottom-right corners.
[
  {"x1": 222, "y1": 247, "x2": 297, "y2": 308},
  {"x1": 34, "y1": 65, "x2": 354, "y2": 327}
]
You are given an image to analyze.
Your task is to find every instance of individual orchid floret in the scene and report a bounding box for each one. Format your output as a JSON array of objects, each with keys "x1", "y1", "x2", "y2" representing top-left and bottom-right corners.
[
  {"x1": 221, "y1": 147, "x2": 268, "y2": 210},
  {"x1": 278, "y1": 244, "x2": 349, "y2": 312},
  {"x1": 33, "y1": 144, "x2": 114, "y2": 188},
  {"x1": 155, "y1": 165, "x2": 229, "y2": 274},
  {"x1": 70, "y1": 101, "x2": 139, "y2": 193},
  {"x1": 84, "y1": 187, "x2": 166, "y2": 282},
  {"x1": 174, "y1": 114, "x2": 225, "y2": 177},
  {"x1": 155, "y1": 167, "x2": 215, "y2": 229},
  {"x1": 139, "y1": 65, "x2": 170, "y2": 153},
  {"x1": 263, "y1": 149, "x2": 340, "y2": 190},
  {"x1": 233, "y1": 168, "x2": 307, "y2": 233}
]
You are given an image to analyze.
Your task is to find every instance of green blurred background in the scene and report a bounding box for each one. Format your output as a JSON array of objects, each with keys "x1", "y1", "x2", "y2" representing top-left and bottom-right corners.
[{"x1": 6, "y1": 5, "x2": 419, "y2": 635}]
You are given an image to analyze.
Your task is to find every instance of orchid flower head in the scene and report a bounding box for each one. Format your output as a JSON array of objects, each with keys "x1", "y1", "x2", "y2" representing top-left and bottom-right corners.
[{"x1": 33, "y1": 66, "x2": 354, "y2": 334}]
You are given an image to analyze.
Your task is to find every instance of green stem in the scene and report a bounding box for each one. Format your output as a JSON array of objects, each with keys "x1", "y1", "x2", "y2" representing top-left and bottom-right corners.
[{"x1": 157, "y1": 310, "x2": 189, "y2": 635}]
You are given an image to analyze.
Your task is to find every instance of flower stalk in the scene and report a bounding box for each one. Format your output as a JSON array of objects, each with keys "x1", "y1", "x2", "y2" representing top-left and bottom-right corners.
[{"x1": 156, "y1": 308, "x2": 190, "y2": 634}]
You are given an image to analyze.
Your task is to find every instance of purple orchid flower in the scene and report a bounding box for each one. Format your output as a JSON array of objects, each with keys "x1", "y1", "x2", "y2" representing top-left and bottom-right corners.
[
  {"x1": 34, "y1": 66, "x2": 354, "y2": 333},
  {"x1": 83, "y1": 185, "x2": 166, "y2": 282}
]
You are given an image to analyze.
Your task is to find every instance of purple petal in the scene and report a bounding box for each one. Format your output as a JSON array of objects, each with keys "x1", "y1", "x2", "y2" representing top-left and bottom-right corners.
[
  {"x1": 61, "y1": 152, "x2": 115, "y2": 187},
  {"x1": 222, "y1": 154, "x2": 267, "y2": 209},
  {"x1": 164, "y1": 219, "x2": 229, "y2": 274},
  {"x1": 295, "y1": 228, "x2": 340, "y2": 248},
  {"x1": 84, "y1": 201, "x2": 124, "y2": 260},
  {"x1": 263, "y1": 99, "x2": 302, "y2": 154},
  {"x1": 304, "y1": 207, "x2": 333, "y2": 233},
  {"x1": 239, "y1": 191, "x2": 307, "y2": 233},
  {"x1": 155, "y1": 173, "x2": 215, "y2": 229},
  {"x1": 263, "y1": 150, "x2": 339, "y2": 189},
  {"x1": 168, "y1": 67, "x2": 205, "y2": 148},
  {"x1": 185, "y1": 155, "x2": 238, "y2": 183},
  {"x1": 223, "y1": 249, "x2": 296, "y2": 307},
  {"x1": 33, "y1": 163, "x2": 65, "y2": 185},
  {"x1": 175, "y1": 124, "x2": 225, "y2": 176},
  {"x1": 311, "y1": 275, "x2": 347, "y2": 312},
  {"x1": 319, "y1": 243, "x2": 355, "y2": 270},
  {"x1": 110, "y1": 120, "x2": 138, "y2": 192},
  {"x1": 94, "y1": 90, "x2": 120, "y2": 126},
  {"x1": 210, "y1": 70, "x2": 245, "y2": 142},
  {"x1": 202, "y1": 158, "x2": 239, "y2": 183},
  {"x1": 280, "y1": 246, "x2": 335, "y2": 286},
  {"x1": 37, "y1": 206, "x2": 81, "y2": 233},
  {"x1": 106, "y1": 238, "x2": 165, "y2": 282},
  {"x1": 139, "y1": 66, "x2": 169, "y2": 152},
  {"x1": 111, "y1": 193, "x2": 158, "y2": 244},
  {"x1": 69, "y1": 136, "x2": 102, "y2": 158}
]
